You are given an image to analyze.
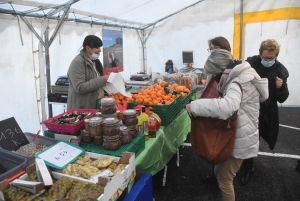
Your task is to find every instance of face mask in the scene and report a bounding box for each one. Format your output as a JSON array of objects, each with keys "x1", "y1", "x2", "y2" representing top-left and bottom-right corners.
[
  {"x1": 261, "y1": 59, "x2": 275, "y2": 68},
  {"x1": 88, "y1": 47, "x2": 100, "y2": 60}
]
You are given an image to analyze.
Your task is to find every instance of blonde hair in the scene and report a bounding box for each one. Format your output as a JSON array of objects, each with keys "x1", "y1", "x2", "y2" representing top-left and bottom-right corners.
[{"x1": 259, "y1": 39, "x2": 280, "y2": 56}]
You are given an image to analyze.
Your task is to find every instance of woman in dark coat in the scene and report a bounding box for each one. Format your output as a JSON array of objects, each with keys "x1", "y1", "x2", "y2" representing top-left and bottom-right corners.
[{"x1": 241, "y1": 39, "x2": 289, "y2": 185}]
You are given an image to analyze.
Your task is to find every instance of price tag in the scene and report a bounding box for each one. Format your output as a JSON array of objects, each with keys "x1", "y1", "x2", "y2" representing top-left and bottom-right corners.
[{"x1": 35, "y1": 141, "x2": 85, "y2": 169}]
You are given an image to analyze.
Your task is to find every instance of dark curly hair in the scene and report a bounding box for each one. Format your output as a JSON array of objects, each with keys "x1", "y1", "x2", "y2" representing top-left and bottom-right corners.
[{"x1": 82, "y1": 35, "x2": 103, "y2": 51}]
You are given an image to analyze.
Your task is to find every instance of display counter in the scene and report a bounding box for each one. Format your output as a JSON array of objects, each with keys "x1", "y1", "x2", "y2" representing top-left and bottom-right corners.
[{"x1": 135, "y1": 109, "x2": 191, "y2": 175}]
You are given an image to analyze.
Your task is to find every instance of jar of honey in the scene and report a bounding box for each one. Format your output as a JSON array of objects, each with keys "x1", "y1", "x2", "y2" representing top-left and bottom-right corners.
[
  {"x1": 89, "y1": 117, "x2": 103, "y2": 136},
  {"x1": 120, "y1": 126, "x2": 132, "y2": 144},
  {"x1": 103, "y1": 135, "x2": 121, "y2": 150},
  {"x1": 101, "y1": 98, "x2": 116, "y2": 114},
  {"x1": 122, "y1": 109, "x2": 138, "y2": 126},
  {"x1": 103, "y1": 117, "x2": 120, "y2": 136}
]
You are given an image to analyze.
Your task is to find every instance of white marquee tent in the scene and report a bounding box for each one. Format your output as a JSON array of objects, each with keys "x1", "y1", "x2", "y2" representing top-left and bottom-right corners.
[{"x1": 0, "y1": 0, "x2": 299, "y2": 133}]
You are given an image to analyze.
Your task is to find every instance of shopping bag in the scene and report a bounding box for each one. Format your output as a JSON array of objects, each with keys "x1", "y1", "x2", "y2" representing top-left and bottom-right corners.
[{"x1": 190, "y1": 78, "x2": 242, "y2": 164}]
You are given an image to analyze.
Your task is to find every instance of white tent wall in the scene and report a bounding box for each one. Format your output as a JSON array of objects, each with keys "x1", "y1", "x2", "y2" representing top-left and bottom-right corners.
[
  {"x1": 0, "y1": 15, "x2": 41, "y2": 133},
  {"x1": 146, "y1": 0, "x2": 234, "y2": 73},
  {"x1": 244, "y1": 20, "x2": 300, "y2": 106}
]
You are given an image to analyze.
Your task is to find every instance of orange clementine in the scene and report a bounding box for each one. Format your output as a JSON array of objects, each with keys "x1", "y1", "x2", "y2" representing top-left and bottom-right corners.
[{"x1": 160, "y1": 81, "x2": 168, "y2": 87}]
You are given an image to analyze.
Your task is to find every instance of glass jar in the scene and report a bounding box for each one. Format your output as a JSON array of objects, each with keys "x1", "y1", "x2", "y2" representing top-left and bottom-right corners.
[
  {"x1": 96, "y1": 112, "x2": 102, "y2": 117},
  {"x1": 84, "y1": 119, "x2": 90, "y2": 131},
  {"x1": 127, "y1": 125, "x2": 138, "y2": 138},
  {"x1": 101, "y1": 98, "x2": 116, "y2": 114},
  {"x1": 89, "y1": 117, "x2": 103, "y2": 136},
  {"x1": 81, "y1": 129, "x2": 92, "y2": 143},
  {"x1": 122, "y1": 109, "x2": 138, "y2": 126},
  {"x1": 103, "y1": 117, "x2": 120, "y2": 136},
  {"x1": 120, "y1": 126, "x2": 132, "y2": 145},
  {"x1": 94, "y1": 135, "x2": 103, "y2": 146},
  {"x1": 103, "y1": 135, "x2": 121, "y2": 150},
  {"x1": 102, "y1": 112, "x2": 118, "y2": 119}
]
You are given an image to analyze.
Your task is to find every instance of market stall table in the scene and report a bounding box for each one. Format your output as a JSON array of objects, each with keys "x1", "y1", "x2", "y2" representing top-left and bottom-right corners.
[{"x1": 135, "y1": 109, "x2": 191, "y2": 175}]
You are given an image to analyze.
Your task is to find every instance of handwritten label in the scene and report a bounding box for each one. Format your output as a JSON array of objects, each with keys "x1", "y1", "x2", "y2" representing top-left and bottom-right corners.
[
  {"x1": 37, "y1": 142, "x2": 83, "y2": 168},
  {"x1": 0, "y1": 117, "x2": 29, "y2": 151}
]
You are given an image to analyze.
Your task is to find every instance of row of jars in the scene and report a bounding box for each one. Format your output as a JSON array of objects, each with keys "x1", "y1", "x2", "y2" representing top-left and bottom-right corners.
[
  {"x1": 81, "y1": 107, "x2": 139, "y2": 151},
  {"x1": 81, "y1": 125, "x2": 133, "y2": 150}
]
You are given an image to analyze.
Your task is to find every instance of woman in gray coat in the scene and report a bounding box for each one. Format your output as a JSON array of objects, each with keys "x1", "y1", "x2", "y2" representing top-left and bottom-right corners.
[
  {"x1": 67, "y1": 35, "x2": 109, "y2": 110},
  {"x1": 186, "y1": 49, "x2": 269, "y2": 201}
]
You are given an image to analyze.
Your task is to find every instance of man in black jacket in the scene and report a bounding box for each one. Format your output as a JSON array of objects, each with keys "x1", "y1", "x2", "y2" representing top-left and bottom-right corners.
[{"x1": 241, "y1": 39, "x2": 289, "y2": 185}]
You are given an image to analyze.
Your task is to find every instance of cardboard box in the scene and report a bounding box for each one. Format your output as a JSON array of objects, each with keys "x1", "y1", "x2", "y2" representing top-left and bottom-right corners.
[
  {"x1": 0, "y1": 164, "x2": 46, "y2": 201},
  {"x1": 35, "y1": 158, "x2": 53, "y2": 187},
  {"x1": 52, "y1": 152, "x2": 135, "y2": 201}
]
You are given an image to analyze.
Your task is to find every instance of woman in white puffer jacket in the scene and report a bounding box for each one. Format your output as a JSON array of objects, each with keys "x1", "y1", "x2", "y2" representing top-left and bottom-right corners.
[{"x1": 186, "y1": 49, "x2": 269, "y2": 201}]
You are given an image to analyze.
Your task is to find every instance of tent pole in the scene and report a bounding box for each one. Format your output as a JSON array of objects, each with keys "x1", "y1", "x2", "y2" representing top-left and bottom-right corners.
[
  {"x1": 239, "y1": 0, "x2": 244, "y2": 59},
  {"x1": 136, "y1": 25, "x2": 155, "y2": 73},
  {"x1": 45, "y1": 27, "x2": 53, "y2": 117}
]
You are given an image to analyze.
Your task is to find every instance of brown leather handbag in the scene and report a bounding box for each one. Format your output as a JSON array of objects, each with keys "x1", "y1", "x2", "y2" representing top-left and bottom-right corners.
[{"x1": 190, "y1": 78, "x2": 242, "y2": 165}]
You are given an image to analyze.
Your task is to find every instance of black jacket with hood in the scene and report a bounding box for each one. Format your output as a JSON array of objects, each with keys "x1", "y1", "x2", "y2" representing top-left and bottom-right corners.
[{"x1": 246, "y1": 55, "x2": 289, "y2": 150}]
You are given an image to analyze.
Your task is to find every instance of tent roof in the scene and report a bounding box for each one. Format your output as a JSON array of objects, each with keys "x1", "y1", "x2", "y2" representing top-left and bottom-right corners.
[{"x1": 0, "y1": 0, "x2": 203, "y2": 29}]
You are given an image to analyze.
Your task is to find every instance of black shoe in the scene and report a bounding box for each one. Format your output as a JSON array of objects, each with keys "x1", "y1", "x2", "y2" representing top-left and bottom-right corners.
[
  {"x1": 241, "y1": 169, "x2": 254, "y2": 186},
  {"x1": 296, "y1": 160, "x2": 300, "y2": 172},
  {"x1": 202, "y1": 174, "x2": 218, "y2": 184}
]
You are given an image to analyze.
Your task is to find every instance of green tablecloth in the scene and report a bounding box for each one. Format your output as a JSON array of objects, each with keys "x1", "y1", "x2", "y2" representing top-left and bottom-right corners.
[{"x1": 135, "y1": 109, "x2": 191, "y2": 175}]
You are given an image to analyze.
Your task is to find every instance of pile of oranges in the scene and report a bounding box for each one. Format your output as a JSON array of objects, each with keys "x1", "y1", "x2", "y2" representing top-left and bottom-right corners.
[{"x1": 107, "y1": 81, "x2": 190, "y2": 105}]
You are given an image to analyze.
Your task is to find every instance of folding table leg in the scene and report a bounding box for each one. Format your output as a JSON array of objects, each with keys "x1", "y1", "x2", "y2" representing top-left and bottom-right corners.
[
  {"x1": 162, "y1": 165, "x2": 168, "y2": 186},
  {"x1": 177, "y1": 149, "x2": 180, "y2": 167}
]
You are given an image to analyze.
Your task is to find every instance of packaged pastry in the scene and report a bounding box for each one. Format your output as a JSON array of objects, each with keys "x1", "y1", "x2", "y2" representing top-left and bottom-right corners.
[
  {"x1": 44, "y1": 176, "x2": 76, "y2": 201},
  {"x1": 63, "y1": 182, "x2": 90, "y2": 201},
  {"x1": 79, "y1": 183, "x2": 104, "y2": 201},
  {"x1": 75, "y1": 155, "x2": 93, "y2": 165},
  {"x1": 4, "y1": 186, "x2": 36, "y2": 201},
  {"x1": 92, "y1": 157, "x2": 115, "y2": 168},
  {"x1": 78, "y1": 165, "x2": 101, "y2": 179}
]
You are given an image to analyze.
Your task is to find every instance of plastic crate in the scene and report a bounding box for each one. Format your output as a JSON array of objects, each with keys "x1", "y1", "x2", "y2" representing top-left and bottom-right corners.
[
  {"x1": 18, "y1": 132, "x2": 58, "y2": 166},
  {"x1": 79, "y1": 133, "x2": 145, "y2": 157},
  {"x1": 180, "y1": 87, "x2": 198, "y2": 106},
  {"x1": 144, "y1": 94, "x2": 182, "y2": 126},
  {"x1": 0, "y1": 149, "x2": 28, "y2": 182},
  {"x1": 43, "y1": 130, "x2": 81, "y2": 140},
  {"x1": 43, "y1": 108, "x2": 98, "y2": 134}
]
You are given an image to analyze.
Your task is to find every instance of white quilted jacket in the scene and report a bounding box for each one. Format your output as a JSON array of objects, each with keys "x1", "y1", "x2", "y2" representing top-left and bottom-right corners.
[{"x1": 190, "y1": 62, "x2": 269, "y2": 159}]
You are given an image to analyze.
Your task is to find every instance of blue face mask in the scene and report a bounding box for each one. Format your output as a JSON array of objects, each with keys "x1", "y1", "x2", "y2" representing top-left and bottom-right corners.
[{"x1": 261, "y1": 59, "x2": 275, "y2": 68}]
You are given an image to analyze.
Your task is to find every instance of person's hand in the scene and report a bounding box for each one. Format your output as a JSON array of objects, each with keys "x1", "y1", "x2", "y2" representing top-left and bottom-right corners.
[
  {"x1": 186, "y1": 104, "x2": 191, "y2": 114},
  {"x1": 276, "y1": 76, "x2": 283, "y2": 89},
  {"x1": 104, "y1": 75, "x2": 109, "y2": 82}
]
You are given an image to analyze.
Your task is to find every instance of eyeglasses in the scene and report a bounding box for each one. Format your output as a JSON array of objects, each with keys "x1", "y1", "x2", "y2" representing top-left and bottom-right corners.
[
  {"x1": 207, "y1": 49, "x2": 212, "y2": 53},
  {"x1": 261, "y1": 57, "x2": 276, "y2": 61}
]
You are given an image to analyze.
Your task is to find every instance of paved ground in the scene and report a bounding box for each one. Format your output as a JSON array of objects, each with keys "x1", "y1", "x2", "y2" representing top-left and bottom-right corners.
[{"x1": 153, "y1": 107, "x2": 300, "y2": 201}]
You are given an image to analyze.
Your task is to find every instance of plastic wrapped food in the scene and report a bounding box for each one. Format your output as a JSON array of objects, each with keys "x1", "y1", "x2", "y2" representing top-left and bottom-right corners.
[
  {"x1": 12, "y1": 143, "x2": 47, "y2": 157},
  {"x1": 44, "y1": 176, "x2": 76, "y2": 201},
  {"x1": 79, "y1": 183, "x2": 104, "y2": 201},
  {"x1": 25, "y1": 170, "x2": 39, "y2": 182},
  {"x1": 4, "y1": 186, "x2": 36, "y2": 201},
  {"x1": 166, "y1": 73, "x2": 184, "y2": 84},
  {"x1": 63, "y1": 182, "x2": 90, "y2": 201},
  {"x1": 153, "y1": 74, "x2": 168, "y2": 84},
  {"x1": 180, "y1": 72, "x2": 198, "y2": 90}
]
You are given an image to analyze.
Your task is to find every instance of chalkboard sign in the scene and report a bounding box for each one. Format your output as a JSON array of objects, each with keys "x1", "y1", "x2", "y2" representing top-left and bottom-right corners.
[{"x1": 0, "y1": 117, "x2": 29, "y2": 151}]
